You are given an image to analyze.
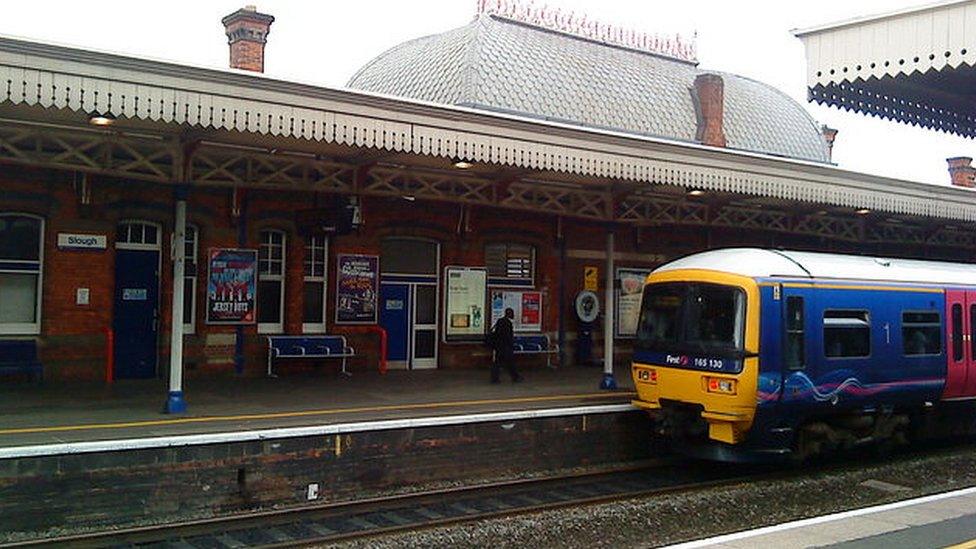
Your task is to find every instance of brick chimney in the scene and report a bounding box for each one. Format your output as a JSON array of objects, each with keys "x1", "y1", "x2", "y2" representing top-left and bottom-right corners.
[
  {"x1": 694, "y1": 73, "x2": 727, "y2": 148},
  {"x1": 948, "y1": 157, "x2": 976, "y2": 188},
  {"x1": 222, "y1": 5, "x2": 275, "y2": 73},
  {"x1": 822, "y1": 125, "x2": 838, "y2": 161}
]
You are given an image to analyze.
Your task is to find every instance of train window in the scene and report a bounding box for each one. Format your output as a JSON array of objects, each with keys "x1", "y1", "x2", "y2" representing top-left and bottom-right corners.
[
  {"x1": 823, "y1": 310, "x2": 870, "y2": 358},
  {"x1": 785, "y1": 296, "x2": 805, "y2": 370},
  {"x1": 971, "y1": 305, "x2": 976, "y2": 359},
  {"x1": 953, "y1": 304, "x2": 964, "y2": 362},
  {"x1": 901, "y1": 311, "x2": 941, "y2": 356}
]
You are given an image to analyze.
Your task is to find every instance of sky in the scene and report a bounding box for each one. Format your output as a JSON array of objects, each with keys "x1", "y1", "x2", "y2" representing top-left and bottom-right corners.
[{"x1": 1, "y1": 0, "x2": 970, "y2": 187}]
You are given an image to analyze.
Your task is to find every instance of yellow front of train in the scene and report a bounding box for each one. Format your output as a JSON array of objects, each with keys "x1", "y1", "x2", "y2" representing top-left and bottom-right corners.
[{"x1": 630, "y1": 268, "x2": 761, "y2": 445}]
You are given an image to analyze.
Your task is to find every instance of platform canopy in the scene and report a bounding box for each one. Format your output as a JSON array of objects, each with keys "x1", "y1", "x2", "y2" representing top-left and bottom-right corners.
[{"x1": 795, "y1": 0, "x2": 976, "y2": 137}]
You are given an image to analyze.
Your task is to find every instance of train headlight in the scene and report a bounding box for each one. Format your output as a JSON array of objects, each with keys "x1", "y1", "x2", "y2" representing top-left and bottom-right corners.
[
  {"x1": 635, "y1": 367, "x2": 657, "y2": 384},
  {"x1": 705, "y1": 377, "x2": 736, "y2": 395}
]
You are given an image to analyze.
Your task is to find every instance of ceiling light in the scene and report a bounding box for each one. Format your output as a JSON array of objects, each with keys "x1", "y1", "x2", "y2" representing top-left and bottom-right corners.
[
  {"x1": 814, "y1": 210, "x2": 828, "y2": 216},
  {"x1": 855, "y1": 208, "x2": 871, "y2": 215},
  {"x1": 687, "y1": 189, "x2": 706, "y2": 197},
  {"x1": 453, "y1": 159, "x2": 474, "y2": 169},
  {"x1": 88, "y1": 112, "x2": 115, "y2": 126},
  {"x1": 401, "y1": 195, "x2": 416, "y2": 202}
]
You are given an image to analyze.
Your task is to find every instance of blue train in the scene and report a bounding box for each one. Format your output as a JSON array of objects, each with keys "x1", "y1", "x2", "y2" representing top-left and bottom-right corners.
[{"x1": 630, "y1": 248, "x2": 976, "y2": 462}]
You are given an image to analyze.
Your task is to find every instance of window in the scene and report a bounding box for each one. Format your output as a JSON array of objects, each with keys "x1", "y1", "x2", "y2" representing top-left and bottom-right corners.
[
  {"x1": 0, "y1": 214, "x2": 43, "y2": 334},
  {"x1": 901, "y1": 311, "x2": 941, "y2": 356},
  {"x1": 823, "y1": 310, "x2": 870, "y2": 358},
  {"x1": 952, "y1": 304, "x2": 964, "y2": 362},
  {"x1": 303, "y1": 235, "x2": 328, "y2": 332},
  {"x1": 971, "y1": 304, "x2": 976, "y2": 360},
  {"x1": 635, "y1": 282, "x2": 746, "y2": 359},
  {"x1": 258, "y1": 230, "x2": 286, "y2": 333},
  {"x1": 485, "y1": 243, "x2": 534, "y2": 283},
  {"x1": 785, "y1": 296, "x2": 805, "y2": 370},
  {"x1": 117, "y1": 221, "x2": 160, "y2": 247},
  {"x1": 380, "y1": 238, "x2": 438, "y2": 275},
  {"x1": 182, "y1": 225, "x2": 198, "y2": 334}
]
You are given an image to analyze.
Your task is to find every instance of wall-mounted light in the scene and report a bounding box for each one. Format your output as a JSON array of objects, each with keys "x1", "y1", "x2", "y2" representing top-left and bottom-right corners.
[
  {"x1": 453, "y1": 159, "x2": 474, "y2": 169},
  {"x1": 88, "y1": 112, "x2": 115, "y2": 126}
]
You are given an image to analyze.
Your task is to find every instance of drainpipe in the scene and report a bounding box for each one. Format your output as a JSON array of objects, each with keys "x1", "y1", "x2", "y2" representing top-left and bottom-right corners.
[
  {"x1": 557, "y1": 217, "x2": 566, "y2": 369},
  {"x1": 600, "y1": 229, "x2": 617, "y2": 390},
  {"x1": 165, "y1": 186, "x2": 189, "y2": 413}
]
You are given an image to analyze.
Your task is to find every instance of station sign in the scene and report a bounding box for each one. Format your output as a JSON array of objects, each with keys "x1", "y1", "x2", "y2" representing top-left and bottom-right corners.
[{"x1": 57, "y1": 233, "x2": 107, "y2": 250}]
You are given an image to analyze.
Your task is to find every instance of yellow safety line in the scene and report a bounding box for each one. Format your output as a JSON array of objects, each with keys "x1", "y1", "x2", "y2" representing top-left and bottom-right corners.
[
  {"x1": 944, "y1": 540, "x2": 976, "y2": 549},
  {"x1": 0, "y1": 391, "x2": 637, "y2": 436}
]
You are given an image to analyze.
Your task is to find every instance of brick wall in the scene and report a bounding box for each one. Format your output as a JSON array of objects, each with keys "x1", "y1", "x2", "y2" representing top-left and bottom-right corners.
[{"x1": 1, "y1": 168, "x2": 964, "y2": 382}]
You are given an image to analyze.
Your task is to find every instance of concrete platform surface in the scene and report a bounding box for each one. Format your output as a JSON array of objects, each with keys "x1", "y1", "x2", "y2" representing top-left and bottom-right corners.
[
  {"x1": 669, "y1": 486, "x2": 976, "y2": 549},
  {"x1": 0, "y1": 365, "x2": 634, "y2": 450}
]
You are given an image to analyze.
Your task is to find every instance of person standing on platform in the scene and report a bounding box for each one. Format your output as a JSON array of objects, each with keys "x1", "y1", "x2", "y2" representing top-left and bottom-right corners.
[{"x1": 491, "y1": 307, "x2": 521, "y2": 383}]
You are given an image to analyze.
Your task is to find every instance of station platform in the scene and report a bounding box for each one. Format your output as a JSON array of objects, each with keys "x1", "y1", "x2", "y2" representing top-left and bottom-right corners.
[
  {"x1": 0, "y1": 365, "x2": 634, "y2": 453},
  {"x1": 674, "y1": 486, "x2": 976, "y2": 548}
]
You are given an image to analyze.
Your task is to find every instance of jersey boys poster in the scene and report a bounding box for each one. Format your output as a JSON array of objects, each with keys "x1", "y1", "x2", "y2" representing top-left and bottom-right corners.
[{"x1": 206, "y1": 248, "x2": 258, "y2": 325}]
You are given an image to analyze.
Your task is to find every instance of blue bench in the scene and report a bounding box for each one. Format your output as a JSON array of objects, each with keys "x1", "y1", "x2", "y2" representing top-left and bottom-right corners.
[
  {"x1": 513, "y1": 334, "x2": 559, "y2": 369},
  {"x1": 267, "y1": 335, "x2": 355, "y2": 377},
  {"x1": 0, "y1": 340, "x2": 43, "y2": 382}
]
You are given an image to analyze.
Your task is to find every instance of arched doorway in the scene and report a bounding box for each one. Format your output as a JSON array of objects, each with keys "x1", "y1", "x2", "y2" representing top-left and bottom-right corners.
[{"x1": 379, "y1": 237, "x2": 439, "y2": 370}]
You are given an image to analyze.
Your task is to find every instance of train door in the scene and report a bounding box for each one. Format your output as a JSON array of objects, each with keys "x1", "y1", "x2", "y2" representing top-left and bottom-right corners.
[
  {"x1": 779, "y1": 290, "x2": 809, "y2": 407},
  {"x1": 965, "y1": 291, "x2": 976, "y2": 397},
  {"x1": 944, "y1": 290, "x2": 973, "y2": 399}
]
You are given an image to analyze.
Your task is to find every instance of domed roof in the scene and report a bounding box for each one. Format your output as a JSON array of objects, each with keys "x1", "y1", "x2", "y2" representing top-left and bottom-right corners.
[{"x1": 348, "y1": 15, "x2": 831, "y2": 163}]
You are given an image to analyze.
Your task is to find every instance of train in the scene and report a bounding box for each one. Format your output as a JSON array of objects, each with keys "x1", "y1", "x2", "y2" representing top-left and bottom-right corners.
[{"x1": 630, "y1": 248, "x2": 976, "y2": 462}]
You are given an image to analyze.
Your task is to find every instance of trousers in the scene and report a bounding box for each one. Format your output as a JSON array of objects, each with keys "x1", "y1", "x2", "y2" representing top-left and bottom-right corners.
[{"x1": 491, "y1": 354, "x2": 520, "y2": 382}]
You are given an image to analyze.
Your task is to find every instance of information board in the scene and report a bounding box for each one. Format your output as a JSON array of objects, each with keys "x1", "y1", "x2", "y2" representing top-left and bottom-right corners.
[
  {"x1": 206, "y1": 248, "x2": 258, "y2": 325},
  {"x1": 335, "y1": 254, "x2": 379, "y2": 324},
  {"x1": 615, "y1": 267, "x2": 652, "y2": 337},
  {"x1": 444, "y1": 266, "x2": 488, "y2": 341},
  {"x1": 490, "y1": 289, "x2": 543, "y2": 333}
]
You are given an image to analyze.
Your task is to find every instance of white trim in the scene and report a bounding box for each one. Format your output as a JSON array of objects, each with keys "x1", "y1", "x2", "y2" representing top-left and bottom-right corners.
[
  {"x1": 302, "y1": 234, "x2": 329, "y2": 334},
  {"x1": 0, "y1": 403, "x2": 634, "y2": 459},
  {"x1": 0, "y1": 212, "x2": 44, "y2": 335},
  {"x1": 665, "y1": 485, "x2": 976, "y2": 549},
  {"x1": 797, "y1": 0, "x2": 976, "y2": 88},
  {"x1": 182, "y1": 224, "x2": 198, "y2": 335},
  {"x1": 257, "y1": 229, "x2": 286, "y2": 335}
]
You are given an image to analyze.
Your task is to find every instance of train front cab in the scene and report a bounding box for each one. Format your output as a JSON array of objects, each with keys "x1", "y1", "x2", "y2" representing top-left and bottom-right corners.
[{"x1": 630, "y1": 268, "x2": 761, "y2": 453}]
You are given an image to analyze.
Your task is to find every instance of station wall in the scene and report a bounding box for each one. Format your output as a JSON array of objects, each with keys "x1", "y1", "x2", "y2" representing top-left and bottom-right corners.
[{"x1": 0, "y1": 166, "x2": 958, "y2": 383}]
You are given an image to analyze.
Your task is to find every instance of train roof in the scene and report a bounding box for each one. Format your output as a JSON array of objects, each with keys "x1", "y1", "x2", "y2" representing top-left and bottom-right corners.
[{"x1": 655, "y1": 248, "x2": 976, "y2": 286}]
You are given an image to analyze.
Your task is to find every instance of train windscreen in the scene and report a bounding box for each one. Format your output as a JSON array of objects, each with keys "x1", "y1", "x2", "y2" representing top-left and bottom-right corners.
[{"x1": 635, "y1": 282, "x2": 746, "y2": 358}]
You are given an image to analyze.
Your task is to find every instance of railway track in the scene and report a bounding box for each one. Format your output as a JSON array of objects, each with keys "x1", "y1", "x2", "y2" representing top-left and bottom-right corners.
[{"x1": 6, "y1": 461, "x2": 757, "y2": 548}]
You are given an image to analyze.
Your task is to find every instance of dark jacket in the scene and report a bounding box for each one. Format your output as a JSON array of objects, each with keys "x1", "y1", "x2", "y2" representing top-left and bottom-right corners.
[{"x1": 492, "y1": 316, "x2": 515, "y2": 359}]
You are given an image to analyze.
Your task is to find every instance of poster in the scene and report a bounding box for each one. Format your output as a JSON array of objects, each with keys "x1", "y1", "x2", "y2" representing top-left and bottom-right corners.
[
  {"x1": 615, "y1": 267, "x2": 652, "y2": 337},
  {"x1": 335, "y1": 254, "x2": 379, "y2": 324},
  {"x1": 206, "y1": 248, "x2": 257, "y2": 325},
  {"x1": 490, "y1": 290, "x2": 543, "y2": 333},
  {"x1": 444, "y1": 267, "x2": 487, "y2": 341}
]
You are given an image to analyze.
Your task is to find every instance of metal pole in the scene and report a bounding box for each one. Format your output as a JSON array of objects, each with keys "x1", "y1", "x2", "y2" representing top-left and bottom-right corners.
[
  {"x1": 165, "y1": 196, "x2": 188, "y2": 413},
  {"x1": 601, "y1": 229, "x2": 617, "y2": 390}
]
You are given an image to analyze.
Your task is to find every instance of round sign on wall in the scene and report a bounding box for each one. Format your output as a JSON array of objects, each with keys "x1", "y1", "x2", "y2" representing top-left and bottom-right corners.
[{"x1": 574, "y1": 290, "x2": 600, "y2": 323}]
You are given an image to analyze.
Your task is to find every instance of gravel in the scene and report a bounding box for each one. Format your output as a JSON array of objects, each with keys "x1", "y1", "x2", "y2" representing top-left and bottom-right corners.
[{"x1": 319, "y1": 442, "x2": 976, "y2": 549}]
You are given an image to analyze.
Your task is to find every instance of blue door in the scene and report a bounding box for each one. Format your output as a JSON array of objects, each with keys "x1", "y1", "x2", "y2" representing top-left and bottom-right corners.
[
  {"x1": 380, "y1": 283, "x2": 410, "y2": 368},
  {"x1": 113, "y1": 249, "x2": 160, "y2": 379}
]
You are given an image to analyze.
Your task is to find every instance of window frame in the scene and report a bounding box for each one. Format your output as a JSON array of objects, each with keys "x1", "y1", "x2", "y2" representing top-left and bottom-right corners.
[
  {"x1": 302, "y1": 234, "x2": 328, "y2": 333},
  {"x1": 0, "y1": 213, "x2": 44, "y2": 335},
  {"x1": 822, "y1": 309, "x2": 872, "y2": 360},
  {"x1": 182, "y1": 224, "x2": 199, "y2": 335},
  {"x1": 900, "y1": 309, "x2": 942, "y2": 357},
  {"x1": 484, "y1": 242, "x2": 536, "y2": 287},
  {"x1": 116, "y1": 220, "x2": 162, "y2": 250},
  {"x1": 257, "y1": 229, "x2": 287, "y2": 334},
  {"x1": 784, "y1": 295, "x2": 805, "y2": 370}
]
